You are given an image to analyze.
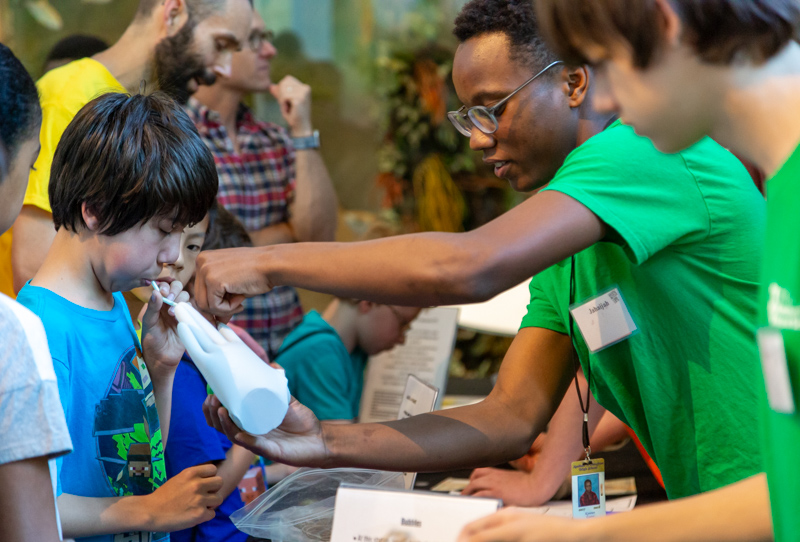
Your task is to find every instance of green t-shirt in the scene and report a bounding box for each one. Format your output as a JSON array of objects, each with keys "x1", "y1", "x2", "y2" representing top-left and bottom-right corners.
[
  {"x1": 760, "y1": 144, "x2": 800, "y2": 541},
  {"x1": 520, "y1": 121, "x2": 766, "y2": 500},
  {"x1": 275, "y1": 310, "x2": 368, "y2": 420}
]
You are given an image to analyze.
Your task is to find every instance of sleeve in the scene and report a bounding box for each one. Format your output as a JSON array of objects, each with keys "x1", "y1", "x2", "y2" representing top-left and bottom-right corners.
[
  {"x1": 24, "y1": 101, "x2": 77, "y2": 212},
  {"x1": 281, "y1": 338, "x2": 354, "y2": 421},
  {"x1": 0, "y1": 303, "x2": 72, "y2": 468},
  {"x1": 542, "y1": 124, "x2": 710, "y2": 265},
  {"x1": 519, "y1": 276, "x2": 567, "y2": 333},
  {"x1": 165, "y1": 362, "x2": 228, "y2": 479}
]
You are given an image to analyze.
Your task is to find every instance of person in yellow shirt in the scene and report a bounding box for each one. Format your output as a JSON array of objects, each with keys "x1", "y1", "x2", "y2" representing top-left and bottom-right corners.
[{"x1": 0, "y1": 0, "x2": 252, "y2": 297}]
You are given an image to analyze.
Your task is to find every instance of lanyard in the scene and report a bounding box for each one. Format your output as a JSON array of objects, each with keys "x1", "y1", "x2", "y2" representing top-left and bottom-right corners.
[{"x1": 568, "y1": 255, "x2": 592, "y2": 462}]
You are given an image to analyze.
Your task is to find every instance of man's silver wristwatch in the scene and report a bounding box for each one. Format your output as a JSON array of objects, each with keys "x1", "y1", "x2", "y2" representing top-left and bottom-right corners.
[{"x1": 291, "y1": 130, "x2": 320, "y2": 150}]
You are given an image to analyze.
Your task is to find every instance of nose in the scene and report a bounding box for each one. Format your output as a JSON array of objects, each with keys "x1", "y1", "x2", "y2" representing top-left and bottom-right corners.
[
  {"x1": 469, "y1": 128, "x2": 496, "y2": 151},
  {"x1": 261, "y1": 39, "x2": 277, "y2": 59},
  {"x1": 159, "y1": 236, "x2": 182, "y2": 267}
]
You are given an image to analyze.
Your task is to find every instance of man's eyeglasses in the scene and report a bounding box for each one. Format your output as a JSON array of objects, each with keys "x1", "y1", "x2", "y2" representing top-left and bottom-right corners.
[
  {"x1": 248, "y1": 29, "x2": 275, "y2": 52},
  {"x1": 447, "y1": 60, "x2": 564, "y2": 137}
]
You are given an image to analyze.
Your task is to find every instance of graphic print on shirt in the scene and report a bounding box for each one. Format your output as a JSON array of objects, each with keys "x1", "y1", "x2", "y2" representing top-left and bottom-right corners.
[
  {"x1": 93, "y1": 346, "x2": 168, "y2": 541},
  {"x1": 768, "y1": 283, "x2": 800, "y2": 330}
]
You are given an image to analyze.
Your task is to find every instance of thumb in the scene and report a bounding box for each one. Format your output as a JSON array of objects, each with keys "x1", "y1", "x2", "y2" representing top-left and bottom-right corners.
[{"x1": 269, "y1": 83, "x2": 281, "y2": 100}]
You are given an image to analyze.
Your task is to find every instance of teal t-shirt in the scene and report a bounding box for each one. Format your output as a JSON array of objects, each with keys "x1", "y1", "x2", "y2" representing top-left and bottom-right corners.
[
  {"x1": 520, "y1": 121, "x2": 766, "y2": 500},
  {"x1": 275, "y1": 310, "x2": 368, "y2": 420},
  {"x1": 759, "y1": 143, "x2": 800, "y2": 542}
]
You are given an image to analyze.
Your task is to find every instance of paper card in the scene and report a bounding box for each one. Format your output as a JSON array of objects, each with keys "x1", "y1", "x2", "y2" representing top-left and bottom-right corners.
[
  {"x1": 569, "y1": 287, "x2": 637, "y2": 353},
  {"x1": 571, "y1": 459, "x2": 606, "y2": 519},
  {"x1": 360, "y1": 307, "x2": 459, "y2": 423},
  {"x1": 430, "y1": 477, "x2": 470, "y2": 493},
  {"x1": 757, "y1": 327, "x2": 796, "y2": 414},
  {"x1": 522, "y1": 495, "x2": 636, "y2": 517},
  {"x1": 330, "y1": 485, "x2": 501, "y2": 542},
  {"x1": 397, "y1": 375, "x2": 439, "y2": 489}
]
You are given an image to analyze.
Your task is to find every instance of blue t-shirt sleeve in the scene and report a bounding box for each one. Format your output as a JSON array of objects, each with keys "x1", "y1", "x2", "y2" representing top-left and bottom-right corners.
[
  {"x1": 281, "y1": 338, "x2": 355, "y2": 421},
  {"x1": 165, "y1": 360, "x2": 229, "y2": 478}
]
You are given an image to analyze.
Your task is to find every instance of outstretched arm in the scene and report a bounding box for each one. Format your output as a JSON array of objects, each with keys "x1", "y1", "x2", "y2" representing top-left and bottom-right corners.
[
  {"x1": 205, "y1": 327, "x2": 576, "y2": 473},
  {"x1": 457, "y1": 473, "x2": 771, "y2": 542},
  {"x1": 194, "y1": 191, "x2": 605, "y2": 316}
]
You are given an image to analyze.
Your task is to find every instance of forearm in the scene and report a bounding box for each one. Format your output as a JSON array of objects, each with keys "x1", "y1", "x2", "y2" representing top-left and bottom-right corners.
[
  {"x1": 322, "y1": 398, "x2": 543, "y2": 472},
  {"x1": 150, "y1": 370, "x2": 175, "y2": 446},
  {"x1": 250, "y1": 222, "x2": 294, "y2": 247},
  {"x1": 289, "y1": 148, "x2": 338, "y2": 242},
  {"x1": 584, "y1": 474, "x2": 772, "y2": 542},
  {"x1": 58, "y1": 493, "x2": 153, "y2": 538},
  {"x1": 215, "y1": 445, "x2": 255, "y2": 499},
  {"x1": 262, "y1": 233, "x2": 498, "y2": 306}
]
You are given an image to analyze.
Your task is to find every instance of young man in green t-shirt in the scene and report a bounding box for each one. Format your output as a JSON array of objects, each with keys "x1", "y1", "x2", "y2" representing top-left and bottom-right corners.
[
  {"x1": 198, "y1": 0, "x2": 764, "y2": 524},
  {"x1": 528, "y1": 1, "x2": 800, "y2": 541}
]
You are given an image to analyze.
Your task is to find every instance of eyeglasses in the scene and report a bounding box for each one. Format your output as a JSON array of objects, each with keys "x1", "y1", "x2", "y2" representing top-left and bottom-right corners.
[
  {"x1": 248, "y1": 29, "x2": 274, "y2": 52},
  {"x1": 447, "y1": 60, "x2": 564, "y2": 137},
  {"x1": 387, "y1": 305, "x2": 414, "y2": 334}
]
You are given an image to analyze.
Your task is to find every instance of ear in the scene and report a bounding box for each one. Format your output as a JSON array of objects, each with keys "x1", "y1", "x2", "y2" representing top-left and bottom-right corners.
[
  {"x1": 81, "y1": 202, "x2": 101, "y2": 232},
  {"x1": 357, "y1": 300, "x2": 375, "y2": 314},
  {"x1": 653, "y1": 0, "x2": 682, "y2": 46},
  {"x1": 563, "y1": 66, "x2": 590, "y2": 108},
  {"x1": 161, "y1": 0, "x2": 189, "y2": 38}
]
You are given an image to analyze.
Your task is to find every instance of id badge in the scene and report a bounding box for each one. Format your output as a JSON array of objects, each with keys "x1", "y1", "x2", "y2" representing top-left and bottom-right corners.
[
  {"x1": 757, "y1": 328, "x2": 796, "y2": 414},
  {"x1": 571, "y1": 458, "x2": 606, "y2": 519},
  {"x1": 569, "y1": 286, "x2": 638, "y2": 353}
]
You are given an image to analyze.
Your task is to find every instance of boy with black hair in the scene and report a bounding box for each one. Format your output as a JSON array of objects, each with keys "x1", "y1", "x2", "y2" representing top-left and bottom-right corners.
[
  {"x1": 17, "y1": 91, "x2": 223, "y2": 542},
  {"x1": 0, "y1": 42, "x2": 73, "y2": 542},
  {"x1": 200, "y1": 0, "x2": 766, "y2": 524}
]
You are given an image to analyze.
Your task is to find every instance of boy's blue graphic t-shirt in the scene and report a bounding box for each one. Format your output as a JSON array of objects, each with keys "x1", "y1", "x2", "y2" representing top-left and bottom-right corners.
[
  {"x1": 165, "y1": 354, "x2": 248, "y2": 542},
  {"x1": 17, "y1": 285, "x2": 168, "y2": 542}
]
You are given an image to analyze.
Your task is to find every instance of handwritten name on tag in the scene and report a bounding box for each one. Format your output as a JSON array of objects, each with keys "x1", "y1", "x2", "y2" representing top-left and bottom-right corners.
[
  {"x1": 330, "y1": 485, "x2": 500, "y2": 542},
  {"x1": 569, "y1": 287, "x2": 637, "y2": 353}
]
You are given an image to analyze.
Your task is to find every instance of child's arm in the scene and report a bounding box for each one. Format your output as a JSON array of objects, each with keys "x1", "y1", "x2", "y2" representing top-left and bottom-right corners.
[
  {"x1": 57, "y1": 464, "x2": 222, "y2": 538},
  {"x1": 0, "y1": 457, "x2": 62, "y2": 541},
  {"x1": 214, "y1": 444, "x2": 256, "y2": 500},
  {"x1": 140, "y1": 281, "x2": 191, "y2": 444}
]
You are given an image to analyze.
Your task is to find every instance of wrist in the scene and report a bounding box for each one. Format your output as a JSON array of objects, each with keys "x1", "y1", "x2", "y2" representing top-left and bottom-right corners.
[
  {"x1": 125, "y1": 494, "x2": 157, "y2": 532},
  {"x1": 319, "y1": 421, "x2": 338, "y2": 468},
  {"x1": 290, "y1": 126, "x2": 313, "y2": 138}
]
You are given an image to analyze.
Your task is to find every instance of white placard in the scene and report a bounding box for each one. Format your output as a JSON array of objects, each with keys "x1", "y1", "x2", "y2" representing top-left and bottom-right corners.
[
  {"x1": 569, "y1": 287, "x2": 637, "y2": 353},
  {"x1": 359, "y1": 307, "x2": 459, "y2": 423},
  {"x1": 330, "y1": 485, "x2": 501, "y2": 542},
  {"x1": 397, "y1": 375, "x2": 439, "y2": 489},
  {"x1": 449, "y1": 281, "x2": 530, "y2": 337}
]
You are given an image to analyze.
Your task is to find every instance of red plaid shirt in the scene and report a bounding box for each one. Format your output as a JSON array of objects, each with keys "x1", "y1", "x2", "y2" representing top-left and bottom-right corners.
[{"x1": 186, "y1": 98, "x2": 303, "y2": 357}]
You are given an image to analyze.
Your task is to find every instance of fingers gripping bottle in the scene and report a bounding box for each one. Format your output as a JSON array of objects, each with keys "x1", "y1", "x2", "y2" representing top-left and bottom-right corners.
[{"x1": 174, "y1": 302, "x2": 290, "y2": 435}]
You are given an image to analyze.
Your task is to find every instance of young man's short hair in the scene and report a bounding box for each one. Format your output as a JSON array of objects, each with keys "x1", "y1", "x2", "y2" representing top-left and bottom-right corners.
[
  {"x1": 536, "y1": 0, "x2": 800, "y2": 68},
  {"x1": 453, "y1": 0, "x2": 560, "y2": 70},
  {"x1": 0, "y1": 43, "x2": 41, "y2": 164},
  {"x1": 201, "y1": 201, "x2": 253, "y2": 251},
  {"x1": 50, "y1": 92, "x2": 218, "y2": 235}
]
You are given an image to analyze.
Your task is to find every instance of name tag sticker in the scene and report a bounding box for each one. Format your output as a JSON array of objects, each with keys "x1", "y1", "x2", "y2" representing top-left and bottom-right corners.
[
  {"x1": 569, "y1": 287, "x2": 638, "y2": 353},
  {"x1": 330, "y1": 485, "x2": 500, "y2": 542},
  {"x1": 757, "y1": 327, "x2": 796, "y2": 414}
]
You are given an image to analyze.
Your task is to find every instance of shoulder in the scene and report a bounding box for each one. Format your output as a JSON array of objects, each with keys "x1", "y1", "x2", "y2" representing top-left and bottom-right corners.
[
  {"x1": 38, "y1": 58, "x2": 124, "y2": 111},
  {"x1": 0, "y1": 294, "x2": 57, "y2": 385}
]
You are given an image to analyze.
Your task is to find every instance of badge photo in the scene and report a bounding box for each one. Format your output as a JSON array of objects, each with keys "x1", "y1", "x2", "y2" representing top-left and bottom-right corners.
[{"x1": 571, "y1": 458, "x2": 606, "y2": 519}]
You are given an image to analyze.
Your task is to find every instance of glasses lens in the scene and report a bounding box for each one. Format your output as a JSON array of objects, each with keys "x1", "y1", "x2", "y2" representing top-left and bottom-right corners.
[
  {"x1": 249, "y1": 30, "x2": 274, "y2": 52},
  {"x1": 448, "y1": 111, "x2": 473, "y2": 137},
  {"x1": 468, "y1": 107, "x2": 498, "y2": 134}
]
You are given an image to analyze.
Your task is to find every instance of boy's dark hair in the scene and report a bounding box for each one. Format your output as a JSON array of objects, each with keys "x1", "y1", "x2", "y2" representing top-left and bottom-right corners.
[
  {"x1": 50, "y1": 92, "x2": 218, "y2": 235},
  {"x1": 0, "y1": 43, "x2": 41, "y2": 165},
  {"x1": 45, "y1": 35, "x2": 108, "y2": 65},
  {"x1": 202, "y1": 201, "x2": 253, "y2": 251},
  {"x1": 536, "y1": 0, "x2": 800, "y2": 69},
  {"x1": 453, "y1": 0, "x2": 560, "y2": 70}
]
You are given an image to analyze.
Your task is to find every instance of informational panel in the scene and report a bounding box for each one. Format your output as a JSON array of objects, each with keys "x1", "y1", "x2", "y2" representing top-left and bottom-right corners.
[
  {"x1": 359, "y1": 307, "x2": 459, "y2": 423},
  {"x1": 330, "y1": 485, "x2": 501, "y2": 542}
]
